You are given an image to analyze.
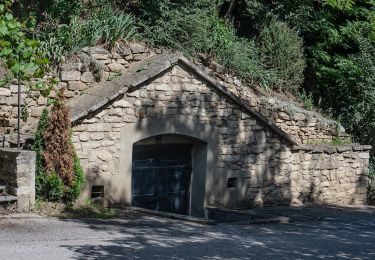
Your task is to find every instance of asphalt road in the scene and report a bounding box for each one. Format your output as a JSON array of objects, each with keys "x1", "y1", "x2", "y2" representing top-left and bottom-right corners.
[{"x1": 1, "y1": 207, "x2": 375, "y2": 260}]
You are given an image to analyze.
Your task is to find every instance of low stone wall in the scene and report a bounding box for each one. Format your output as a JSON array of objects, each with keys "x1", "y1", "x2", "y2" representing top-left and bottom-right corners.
[
  {"x1": 0, "y1": 149, "x2": 36, "y2": 212},
  {"x1": 289, "y1": 145, "x2": 370, "y2": 206}
]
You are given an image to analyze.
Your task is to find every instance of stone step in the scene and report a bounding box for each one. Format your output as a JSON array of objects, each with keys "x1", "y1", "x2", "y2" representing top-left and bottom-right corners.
[{"x1": 0, "y1": 194, "x2": 17, "y2": 204}]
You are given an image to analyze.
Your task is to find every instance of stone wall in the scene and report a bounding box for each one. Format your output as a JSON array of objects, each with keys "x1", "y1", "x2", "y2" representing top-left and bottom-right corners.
[
  {"x1": 287, "y1": 145, "x2": 369, "y2": 206},
  {"x1": 71, "y1": 64, "x2": 370, "y2": 208},
  {"x1": 0, "y1": 42, "x2": 154, "y2": 146},
  {"x1": 0, "y1": 42, "x2": 347, "y2": 147},
  {"x1": 200, "y1": 61, "x2": 348, "y2": 144},
  {"x1": 0, "y1": 149, "x2": 36, "y2": 211}
]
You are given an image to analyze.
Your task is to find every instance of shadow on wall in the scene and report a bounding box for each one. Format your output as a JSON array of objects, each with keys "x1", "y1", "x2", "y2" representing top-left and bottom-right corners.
[
  {"x1": 80, "y1": 62, "x2": 368, "y2": 210},
  {"x1": 115, "y1": 64, "x2": 296, "y2": 209}
]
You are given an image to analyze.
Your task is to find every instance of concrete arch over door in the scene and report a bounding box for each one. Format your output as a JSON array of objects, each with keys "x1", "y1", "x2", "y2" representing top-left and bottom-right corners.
[{"x1": 119, "y1": 115, "x2": 219, "y2": 217}]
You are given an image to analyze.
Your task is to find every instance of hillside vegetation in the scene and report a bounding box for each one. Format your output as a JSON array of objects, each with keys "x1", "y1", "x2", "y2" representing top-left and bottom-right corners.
[{"x1": 2, "y1": 0, "x2": 375, "y2": 196}]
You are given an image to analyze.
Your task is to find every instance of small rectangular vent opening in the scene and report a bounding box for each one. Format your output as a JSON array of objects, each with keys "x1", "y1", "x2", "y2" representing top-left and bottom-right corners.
[
  {"x1": 227, "y1": 177, "x2": 238, "y2": 189},
  {"x1": 91, "y1": 185, "x2": 104, "y2": 199}
]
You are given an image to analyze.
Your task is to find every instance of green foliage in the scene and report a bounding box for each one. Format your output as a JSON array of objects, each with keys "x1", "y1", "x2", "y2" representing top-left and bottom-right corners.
[
  {"x1": 306, "y1": 136, "x2": 352, "y2": 145},
  {"x1": 216, "y1": 36, "x2": 275, "y2": 88},
  {"x1": 33, "y1": 108, "x2": 49, "y2": 198},
  {"x1": 36, "y1": 3, "x2": 137, "y2": 65},
  {"x1": 297, "y1": 90, "x2": 314, "y2": 110},
  {"x1": 40, "y1": 171, "x2": 65, "y2": 202},
  {"x1": 330, "y1": 136, "x2": 352, "y2": 145},
  {"x1": 64, "y1": 153, "x2": 85, "y2": 202},
  {"x1": 94, "y1": 7, "x2": 137, "y2": 48},
  {"x1": 33, "y1": 106, "x2": 85, "y2": 203},
  {"x1": 321, "y1": 38, "x2": 375, "y2": 151},
  {"x1": 228, "y1": 0, "x2": 375, "y2": 198},
  {"x1": 0, "y1": 1, "x2": 49, "y2": 87},
  {"x1": 258, "y1": 19, "x2": 306, "y2": 93},
  {"x1": 14, "y1": 0, "x2": 83, "y2": 24},
  {"x1": 137, "y1": 0, "x2": 279, "y2": 88},
  {"x1": 138, "y1": 0, "x2": 219, "y2": 54},
  {"x1": 323, "y1": 0, "x2": 355, "y2": 10}
]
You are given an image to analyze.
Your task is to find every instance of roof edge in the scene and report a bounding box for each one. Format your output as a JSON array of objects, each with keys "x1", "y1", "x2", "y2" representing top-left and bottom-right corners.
[
  {"x1": 178, "y1": 57, "x2": 298, "y2": 146},
  {"x1": 70, "y1": 53, "x2": 298, "y2": 146}
]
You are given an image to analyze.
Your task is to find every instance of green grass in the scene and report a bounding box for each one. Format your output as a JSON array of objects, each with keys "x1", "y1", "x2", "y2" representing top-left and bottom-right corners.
[
  {"x1": 36, "y1": 200, "x2": 117, "y2": 219},
  {"x1": 306, "y1": 136, "x2": 352, "y2": 145},
  {"x1": 107, "y1": 72, "x2": 122, "y2": 81}
]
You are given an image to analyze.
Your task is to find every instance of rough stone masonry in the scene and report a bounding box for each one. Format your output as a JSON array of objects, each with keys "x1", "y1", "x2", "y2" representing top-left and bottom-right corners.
[
  {"x1": 0, "y1": 42, "x2": 371, "y2": 214},
  {"x1": 0, "y1": 149, "x2": 36, "y2": 212},
  {"x1": 68, "y1": 53, "x2": 370, "y2": 213}
]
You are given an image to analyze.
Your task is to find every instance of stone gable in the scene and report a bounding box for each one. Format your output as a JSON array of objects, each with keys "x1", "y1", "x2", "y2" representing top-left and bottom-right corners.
[{"x1": 71, "y1": 63, "x2": 370, "y2": 211}]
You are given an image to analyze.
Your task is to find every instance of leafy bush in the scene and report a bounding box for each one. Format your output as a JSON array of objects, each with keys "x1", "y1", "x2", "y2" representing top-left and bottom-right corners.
[
  {"x1": 139, "y1": 1, "x2": 217, "y2": 54},
  {"x1": 0, "y1": 1, "x2": 50, "y2": 86},
  {"x1": 318, "y1": 38, "x2": 375, "y2": 153},
  {"x1": 258, "y1": 19, "x2": 306, "y2": 93},
  {"x1": 297, "y1": 89, "x2": 314, "y2": 110},
  {"x1": 33, "y1": 108, "x2": 49, "y2": 198},
  {"x1": 137, "y1": 1, "x2": 277, "y2": 88},
  {"x1": 36, "y1": 2, "x2": 137, "y2": 65},
  {"x1": 40, "y1": 171, "x2": 65, "y2": 202},
  {"x1": 216, "y1": 36, "x2": 276, "y2": 88},
  {"x1": 14, "y1": 0, "x2": 83, "y2": 24},
  {"x1": 93, "y1": 7, "x2": 137, "y2": 48},
  {"x1": 33, "y1": 90, "x2": 85, "y2": 202},
  {"x1": 64, "y1": 153, "x2": 85, "y2": 202},
  {"x1": 43, "y1": 89, "x2": 75, "y2": 186}
]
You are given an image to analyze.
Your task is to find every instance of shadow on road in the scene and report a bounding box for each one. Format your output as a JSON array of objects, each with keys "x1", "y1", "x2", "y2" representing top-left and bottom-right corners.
[{"x1": 59, "y1": 207, "x2": 375, "y2": 259}]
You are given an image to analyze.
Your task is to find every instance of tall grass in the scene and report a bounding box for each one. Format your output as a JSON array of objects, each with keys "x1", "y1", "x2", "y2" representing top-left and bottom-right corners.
[{"x1": 37, "y1": 6, "x2": 137, "y2": 66}]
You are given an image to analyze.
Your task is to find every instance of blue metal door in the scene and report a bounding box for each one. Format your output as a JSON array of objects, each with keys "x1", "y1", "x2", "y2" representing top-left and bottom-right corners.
[{"x1": 131, "y1": 144, "x2": 192, "y2": 215}]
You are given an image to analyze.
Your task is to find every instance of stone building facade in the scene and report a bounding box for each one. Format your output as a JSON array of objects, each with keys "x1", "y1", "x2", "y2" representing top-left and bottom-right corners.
[
  {"x1": 68, "y1": 54, "x2": 370, "y2": 217},
  {"x1": 0, "y1": 43, "x2": 370, "y2": 216}
]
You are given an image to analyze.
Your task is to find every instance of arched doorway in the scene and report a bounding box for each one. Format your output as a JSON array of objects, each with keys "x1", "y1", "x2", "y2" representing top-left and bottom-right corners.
[
  {"x1": 130, "y1": 134, "x2": 206, "y2": 216},
  {"x1": 118, "y1": 116, "x2": 220, "y2": 217}
]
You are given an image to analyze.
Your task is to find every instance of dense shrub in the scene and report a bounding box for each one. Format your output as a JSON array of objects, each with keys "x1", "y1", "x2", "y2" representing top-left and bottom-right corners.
[
  {"x1": 33, "y1": 90, "x2": 85, "y2": 202},
  {"x1": 318, "y1": 38, "x2": 375, "y2": 151},
  {"x1": 138, "y1": 1, "x2": 218, "y2": 54},
  {"x1": 216, "y1": 36, "x2": 276, "y2": 88},
  {"x1": 0, "y1": 0, "x2": 50, "y2": 88},
  {"x1": 13, "y1": 0, "x2": 83, "y2": 24},
  {"x1": 43, "y1": 89, "x2": 75, "y2": 186},
  {"x1": 223, "y1": 0, "x2": 375, "y2": 200},
  {"x1": 33, "y1": 108, "x2": 49, "y2": 198},
  {"x1": 137, "y1": 0, "x2": 280, "y2": 88},
  {"x1": 35, "y1": 1, "x2": 136, "y2": 65},
  {"x1": 258, "y1": 19, "x2": 305, "y2": 93},
  {"x1": 65, "y1": 154, "x2": 85, "y2": 202},
  {"x1": 40, "y1": 171, "x2": 65, "y2": 202}
]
